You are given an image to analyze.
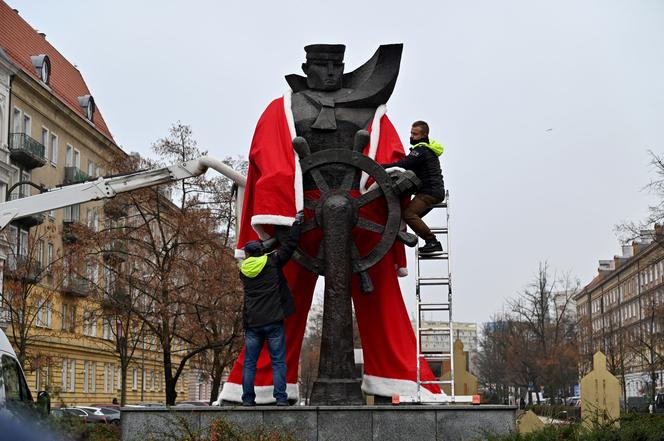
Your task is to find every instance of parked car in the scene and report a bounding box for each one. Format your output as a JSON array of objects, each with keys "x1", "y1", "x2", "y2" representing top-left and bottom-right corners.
[
  {"x1": 63, "y1": 407, "x2": 107, "y2": 424},
  {"x1": 77, "y1": 406, "x2": 120, "y2": 425},
  {"x1": 91, "y1": 403, "x2": 120, "y2": 410}
]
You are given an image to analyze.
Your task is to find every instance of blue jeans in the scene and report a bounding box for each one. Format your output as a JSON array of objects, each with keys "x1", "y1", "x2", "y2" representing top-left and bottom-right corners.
[{"x1": 242, "y1": 321, "x2": 287, "y2": 404}]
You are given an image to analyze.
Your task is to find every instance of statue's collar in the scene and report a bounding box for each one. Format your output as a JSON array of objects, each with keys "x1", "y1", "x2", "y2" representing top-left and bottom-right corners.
[{"x1": 286, "y1": 44, "x2": 403, "y2": 130}]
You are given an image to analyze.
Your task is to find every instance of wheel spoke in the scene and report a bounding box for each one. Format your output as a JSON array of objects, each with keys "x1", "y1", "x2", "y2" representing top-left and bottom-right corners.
[
  {"x1": 339, "y1": 167, "x2": 357, "y2": 191},
  {"x1": 356, "y1": 187, "x2": 384, "y2": 207},
  {"x1": 301, "y1": 217, "x2": 318, "y2": 233},
  {"x1": 356, "y1": 217, "x2": 385, "y2": 234},
  {"x1": 309, "y1": 169, "x2": 329, "y2": 193}
]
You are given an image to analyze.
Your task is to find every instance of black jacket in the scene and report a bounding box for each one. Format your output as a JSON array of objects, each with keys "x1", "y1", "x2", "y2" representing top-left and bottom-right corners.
[
  {"x1": 240, "y1": 221, "x2": 301, "y2": 328},
  {"x1": 383, "y1": 144, "x2": 445, "y2": 200}
]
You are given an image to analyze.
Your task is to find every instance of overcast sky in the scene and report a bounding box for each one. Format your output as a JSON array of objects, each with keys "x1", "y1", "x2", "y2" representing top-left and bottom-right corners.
[{"x1": 7, "y1": 0, "x2": 664, "y2": 323}]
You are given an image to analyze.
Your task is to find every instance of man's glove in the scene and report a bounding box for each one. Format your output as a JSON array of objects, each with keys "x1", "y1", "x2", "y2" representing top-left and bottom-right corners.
[{"x1": 294, "y1": 210, "x2": 305, "y2": 224}]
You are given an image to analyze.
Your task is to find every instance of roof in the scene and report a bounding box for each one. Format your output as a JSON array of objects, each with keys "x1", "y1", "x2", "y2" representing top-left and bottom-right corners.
[{"x1": 0, "y1": 2, "x2": 114, "y2": 141}]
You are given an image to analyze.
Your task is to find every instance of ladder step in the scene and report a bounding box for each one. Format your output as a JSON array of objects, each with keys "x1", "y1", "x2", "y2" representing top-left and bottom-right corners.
[
  {"x1": 430, "y1": 228, "x2": 449, "y2": 234},
  {"x1": 420, "y1": 380, "x2": 453, "y2": 385},
  {"x1": 420, "y1": 328, "x2": 451, "y2": 334},
  {"x1": 418, "y1": 278, "x2": 450, "y2": 286},
  {"x1": 418, "y1": 252, "x2": 449, "y2": 260},
  {"x1": 432, "y1": 202, "x2": 447, "y2": 208},
  {"x1": 420, "y1": 354, "x2": 452, "y2": 360},
  {"x1": 418, "y1": 303, "x2": 450, "y2": 311}
]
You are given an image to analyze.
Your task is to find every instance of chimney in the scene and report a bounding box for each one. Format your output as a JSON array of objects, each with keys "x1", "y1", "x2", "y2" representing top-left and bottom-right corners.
[{"x1": 622, "y1": 245, "x2": 634, "y2": 258}]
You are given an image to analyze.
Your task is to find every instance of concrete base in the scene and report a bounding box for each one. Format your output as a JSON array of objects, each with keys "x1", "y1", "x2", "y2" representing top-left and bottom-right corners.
[{"x1": 121, "y1": 405, "x2": 517, "y2": 441}]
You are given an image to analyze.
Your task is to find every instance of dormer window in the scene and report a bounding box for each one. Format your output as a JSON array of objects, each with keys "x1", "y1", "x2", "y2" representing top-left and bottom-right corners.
[
  {"x1": 30, "y1": 54, "x2": 50, "y2": 84},
  {"x1": 77, "y1": 95, "x2": 95, "y2": 121}
]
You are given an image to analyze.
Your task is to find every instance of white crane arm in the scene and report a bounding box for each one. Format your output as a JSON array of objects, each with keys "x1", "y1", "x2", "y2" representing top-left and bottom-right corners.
[{"x1": 0, "y1": 155, "x2": 247, "y2": 232}]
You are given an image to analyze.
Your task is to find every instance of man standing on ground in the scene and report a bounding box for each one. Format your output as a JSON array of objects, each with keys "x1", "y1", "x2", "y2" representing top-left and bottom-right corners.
[
  {"x1": 240, "y1": 212, "x2": 303, "y2": 406},
  {"x1": 383, "y1": 120, "x2": 445, "y2": 255}
]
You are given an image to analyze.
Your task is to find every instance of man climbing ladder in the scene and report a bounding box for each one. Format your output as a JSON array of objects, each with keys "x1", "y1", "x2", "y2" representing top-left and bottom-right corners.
[{"x1": 382, "y1": 120, "x2": 445, "y2": 255}]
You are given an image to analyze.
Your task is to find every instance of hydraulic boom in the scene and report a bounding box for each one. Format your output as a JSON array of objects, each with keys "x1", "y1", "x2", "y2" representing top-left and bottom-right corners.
[{"x1": 0, "y1": 156, "x2": 246, "y2": 233}]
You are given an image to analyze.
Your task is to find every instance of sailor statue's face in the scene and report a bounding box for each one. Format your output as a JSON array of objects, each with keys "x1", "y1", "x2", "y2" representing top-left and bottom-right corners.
[{"x1": 302, "y1": 59, "x2": 344, "y2": 91}]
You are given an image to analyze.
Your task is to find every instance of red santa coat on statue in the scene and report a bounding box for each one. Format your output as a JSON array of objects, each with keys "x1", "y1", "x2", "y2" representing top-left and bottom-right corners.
[{"x1": 220, "y1": 91, "x2": 443, "y2": 403}]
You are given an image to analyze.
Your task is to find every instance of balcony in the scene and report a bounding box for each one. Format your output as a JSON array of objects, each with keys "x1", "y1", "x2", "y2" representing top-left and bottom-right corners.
[
  {"x1": 5, "y1": 256, "x2": 43, "y2": 283},
  {"x1": 62, "y1": 219, "x2": 82, "y2": 243},
  {"x1": 8, "y1": 133, "x2": 47, "y2": 169},
  {"x1": 103, "y1": 240, "x2": 128, "y2": 263},
  {"x1": 61, "y1": 274, "x2": 90, "y2": 297},
  {"x1": 101, "y1": 285, "x2": 130, "y2": 311},
  {"x1": 64, "y1": 167, "x2": 89, "y2": 185}
]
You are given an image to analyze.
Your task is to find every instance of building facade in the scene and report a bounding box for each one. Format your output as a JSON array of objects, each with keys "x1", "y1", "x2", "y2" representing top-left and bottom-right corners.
[
  {"x1": 0, "y1": 3, "x2": 188, "y2": 405},
  {"x1": 575, "y1": 229, "x2": 664, "y2": 399},
  {"x1": 411, "y1": 320, "x2": 479, "y2": 375}
]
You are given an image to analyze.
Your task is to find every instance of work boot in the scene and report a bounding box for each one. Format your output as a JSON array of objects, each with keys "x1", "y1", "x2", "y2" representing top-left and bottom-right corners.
[{"x1": 419, "y1": 240, "x2": 442, "y2": 255}]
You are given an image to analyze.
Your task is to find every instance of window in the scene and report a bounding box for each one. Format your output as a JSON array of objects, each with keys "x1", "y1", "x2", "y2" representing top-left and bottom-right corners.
[
  {"x1": 83, "y1": 310, "x2": 97, "y2": 336},
  {"x1": 83, "y1": 361, "x2": 96, "y2": 393},
  {"x1": 132, "y1": 368, "x2": 138, "y2": 391},
  {"x1": 87, "y1": 160, "x2": 94, "y2": 177},
  {"x1": 41, "y1": 127, "x2": 49, "y2": 151},
  {"x1": 35, "y1": 299, "x2": 51, "y2": 328},
  {"x1": 150, "y1": 371, "x2": 155, "y2": 391},
  {"x1": 35, "y1": 365, "x2": 49, "y2": 391},
  {"x1": 117, "y1": 367, "x2": 121, "y2": 391},
  {"x1": 74, "y1": 149, "x2": 80, "y2": 169},
  {"x1": 22, "y1": 113, "x2": 31, "y2": 137},
  {"x1": 36, "y1": 240, "x2": 44, "y2": 266},
  {"x1": 64, "y1": 204, "x2": 80, "y2": 222},
  {"x1": 69, "y1": 359, "x2": 76, "y2": 392},
  {"x1": 61, "y1": 359, "x2": 68, "y2": 390},
  {"x1": 47, "y1": 242, "x2": 54, "y2": 268},
  {"x1": 142, "y1": 368, "x2": 146, "y2": 391},
  {"x1": 61, "y1": 304, "x2": 76, "y2": 333},
  {"x1": 65, "y1": 144, "x2": 73, "y2": 166},
  {"x1": 12, "y1": 108, "x2": 21, "y2": 133},
  {"x1": 96, "y1": 166, "x2": 101, "y2": 178},
  {"x1": 105, "y1": 363, "x2": 115, "y2": 393},
  {"x1": 50, "y1": 133, "x2": 58, "y2": 165}
]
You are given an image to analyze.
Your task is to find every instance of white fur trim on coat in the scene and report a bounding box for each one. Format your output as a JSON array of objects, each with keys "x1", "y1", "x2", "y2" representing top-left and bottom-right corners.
[
  {"x1": 283, "y1": 90, "x2": 303, "y2": 212},
  {"x1": 215, "y1": 382, "x2": 300, "y2": 405},
  {"x1": 251, "y1": 215, "x2": 296, "y2": 240},
  {"x1": 359, "y1": 104, "x2": 388, "y2": 194},
  {"x1": 362, "y1": 374, "x2": 446, "y2": 400}
]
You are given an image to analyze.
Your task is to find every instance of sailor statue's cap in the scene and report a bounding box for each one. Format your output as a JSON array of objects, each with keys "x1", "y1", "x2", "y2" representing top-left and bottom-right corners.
[{"x1": 304, "y1": 44, "x2": 346, "y2": 62}]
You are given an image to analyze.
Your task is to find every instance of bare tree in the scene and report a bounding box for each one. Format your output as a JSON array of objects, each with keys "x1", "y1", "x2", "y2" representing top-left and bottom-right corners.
[{"x1": 1, "y1": 222, "x2": 68, "y2": 368}]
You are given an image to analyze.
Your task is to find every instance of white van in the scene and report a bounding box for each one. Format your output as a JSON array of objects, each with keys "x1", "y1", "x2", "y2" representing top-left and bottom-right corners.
[{"x1": 0, "y1": 328, "x2": 49, "y2": 416}]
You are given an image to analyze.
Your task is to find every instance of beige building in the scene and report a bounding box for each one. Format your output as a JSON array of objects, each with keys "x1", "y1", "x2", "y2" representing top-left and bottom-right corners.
[
  {"x1": 575, "y1": 228, "x2": 664, "y2": 399},
  {"x1": 0, "y1": 3, "x2": 188, "y2": 405},
  {"x1": 411, "y1": 320, "x2": 479, "y2": 375}
]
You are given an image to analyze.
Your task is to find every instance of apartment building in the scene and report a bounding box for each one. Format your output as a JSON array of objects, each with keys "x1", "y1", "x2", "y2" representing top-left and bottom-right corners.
[
  {"x1": 0, "y1": 3, "x2": 187, "y2": 405},
  {"x1": 575, "y1": 228, "x2": 664, "y2": 399}
]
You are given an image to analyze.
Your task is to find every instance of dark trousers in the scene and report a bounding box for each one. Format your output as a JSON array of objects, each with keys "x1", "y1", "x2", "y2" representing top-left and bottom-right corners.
[
  {"x1": 403, "y1": 193, "x2": 443, "y2": 242},
  {"x1": 242, "y1": 321, "x2": 287, "y2": 404}
]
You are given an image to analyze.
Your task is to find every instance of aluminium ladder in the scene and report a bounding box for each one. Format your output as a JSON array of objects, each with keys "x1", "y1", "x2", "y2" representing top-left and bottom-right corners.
[{"x1": 397, "y1": 191, "x2": 476, "y2": 404}]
